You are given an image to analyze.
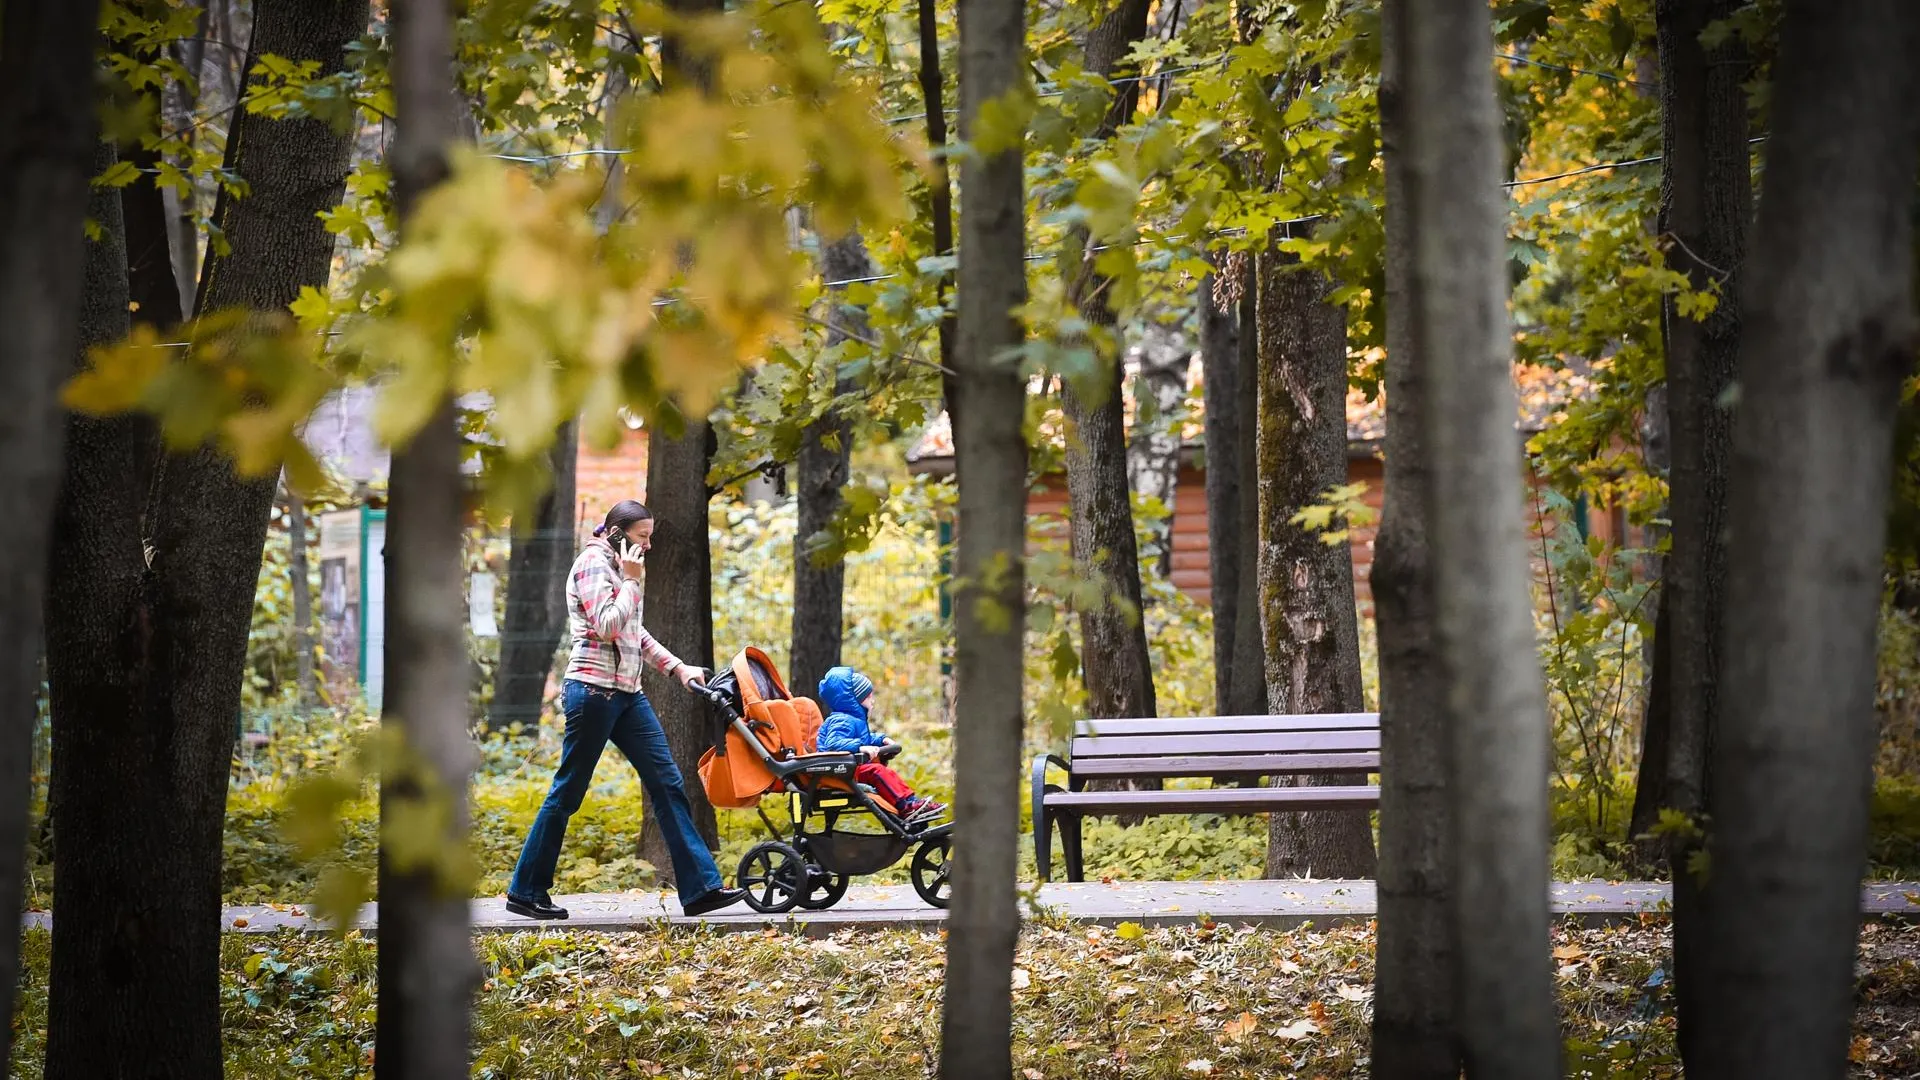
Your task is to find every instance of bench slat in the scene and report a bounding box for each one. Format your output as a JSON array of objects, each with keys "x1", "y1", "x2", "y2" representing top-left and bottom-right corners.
[
  {"x1": 1068, "y1": 751, "x2": 1380, "y2": 779},
  {"x1": 1070, "y1": 730, "x2": 1380, "y2": 758},
  {"x1": 1075, "y1": 713, "x2": 1378, "y2": 737},
  {"x1": 1047, "y1": 785, "x2": 1380, "y2": 815}
]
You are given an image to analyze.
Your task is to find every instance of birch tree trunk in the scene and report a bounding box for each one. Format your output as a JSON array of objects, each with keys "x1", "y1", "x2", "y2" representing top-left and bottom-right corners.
[
  {"x1": 1395, "y1": 0, "x2": 1559, "y2": 1073},
  {"x1": 939, "y1": 0, "x2": 1028, "y2": 1066},
  {"x1": 287, "y1": 487, "x2": 317, "y2": 709},
  {"x1": 0, "y1": 3, "x2": 97, "y2": 1063},
  {"x1": 1369, "y1": 3, "x2": 1458, "y2": 1070},
  {"x1": 1127, "y1": 324, "x2": 1189, "y2": 578},
  {"x1": 1256, "y1": 253, "x2": 1376, "y2": 879},
  {"x1": 791, "y1": 232, "x2": 872, "y2": 696},
  {"x1": 1695, "y1": 3, "x2": 1920, "y2": 1076},
  {"x1": 376, "y1": 1, "x2": 479, "y2": 1076}
]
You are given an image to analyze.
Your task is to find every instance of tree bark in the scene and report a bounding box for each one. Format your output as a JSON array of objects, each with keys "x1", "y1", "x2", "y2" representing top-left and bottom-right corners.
[
  {"x1": 1255, "y1": 253, "x2": 1377, "y2": 879},
  {"x1": 1626, "y1": 588, "x2": 1671, "y2": 866},
  {"x1": 1396, "y1": 0, "x2": 1560, "y2": 1074},
  {"x1": 636, "y1": 416, "x2": 720, "y2": 879},
  {"x1": 46, "y1": 147, "x2": 179, "y2": 1080},
  {"x1": 790, "y1": 232, "x2": 871, "y2": 697},
  {"x1": 1200, "y1": 270, "x2": 1243, "y2": 714},
  {"x1": 287, "y1": 485, "x2": 317, "y2": 709},
  {"x1": 632, "y1": 0, "x2": 726, "y2": 887},
  {"x1": 488, "y1": 423, "x2": 577, "y2": 732},
  {"x1": 915, "y1": 0, "x2": 960, "y2": 423},
  {"x1": 0, "y1": 6, "x2": 101, "y2": 1066},
  {"x1": 1226, "y1": 268, "x2": 1270, "y2": 720},
  {"x1": 166, "y1": 1, "x2": 210, "y2": 311},
  {"x1": 1695, "y1": 3, "x2": 1920, "y2": 1077},
  {"x1": 1127, "y1": 324, "x2": 1188, "y2": 578},
  {"x1": 1060, "y1": 0, "x2": 1157, "y2": 731},
  {"x1": 46, "y1": 4, "x2": 368, "y2": 1077},
  {"x1": 1642, "y1": 0, "x2": 1752, "y2": 1060},
  {"x1": 376, "y1": 1, "x2": 478, "y2": 1078},
  {"x1": 939, "y1": 0, "x2": 1028, "y2": 1066},
  {"x1": 1369, "y1": 3, "x2": 1459, "y2": 1072},
  {"x1": 120, "y1": 49, "x2": 186, "y2": 332}
]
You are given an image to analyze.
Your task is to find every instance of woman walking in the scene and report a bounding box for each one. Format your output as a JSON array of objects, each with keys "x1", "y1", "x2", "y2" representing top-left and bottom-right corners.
[{"x1": 506, "y1": 500, "x2": 744, "y2": 919}]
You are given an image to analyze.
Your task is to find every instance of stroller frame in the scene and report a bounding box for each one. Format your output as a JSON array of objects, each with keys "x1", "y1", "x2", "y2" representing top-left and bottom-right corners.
[{"x1": 698, "y1": 681, "x2": 952, "y2": 913}]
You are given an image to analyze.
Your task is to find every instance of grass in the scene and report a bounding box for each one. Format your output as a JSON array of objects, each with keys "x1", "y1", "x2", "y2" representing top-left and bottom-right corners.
[{"x1": 13, "y1": 918, "x2": 1920, "y2": 1078}]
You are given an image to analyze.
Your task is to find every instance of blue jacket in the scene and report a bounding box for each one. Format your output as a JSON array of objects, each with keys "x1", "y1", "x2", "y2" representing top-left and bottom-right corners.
[{"x1": 816, "y1": 667, "x2": 883, "y2": 754}]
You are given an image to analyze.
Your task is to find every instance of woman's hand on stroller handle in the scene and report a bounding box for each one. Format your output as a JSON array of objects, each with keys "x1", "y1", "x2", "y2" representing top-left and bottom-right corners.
[{"x1": 673, "y1": 664, "x2": 709, "y2": 690}]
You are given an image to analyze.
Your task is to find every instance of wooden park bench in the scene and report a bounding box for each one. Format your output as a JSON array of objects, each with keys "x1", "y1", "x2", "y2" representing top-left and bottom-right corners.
[{"x1": 1030, "y1": 713, "x2": 1382, "y2": 883}]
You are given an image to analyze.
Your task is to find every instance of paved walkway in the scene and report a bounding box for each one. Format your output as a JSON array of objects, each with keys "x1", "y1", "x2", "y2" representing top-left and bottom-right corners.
[{"x1": 24, "y1": 881, "x2": 1920, "y2": 936}]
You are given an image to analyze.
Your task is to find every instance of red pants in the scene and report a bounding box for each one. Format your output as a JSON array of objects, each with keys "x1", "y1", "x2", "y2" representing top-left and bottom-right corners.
[{"x1": 855, "y1": 763, "x2": 916, "y2": 808}]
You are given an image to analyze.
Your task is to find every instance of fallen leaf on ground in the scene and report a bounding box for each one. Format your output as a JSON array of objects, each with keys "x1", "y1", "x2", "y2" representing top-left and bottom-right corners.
[
  {"x1": 1222, "y1": 1012, "x2": 1257, "y2": 1043},
  {"x1": 1273, "y1": 1019, "x2": 1319, "y2": 1041},
  {"x1": 1011, "y1": 968, "x2": 1031, "y2": 990}
]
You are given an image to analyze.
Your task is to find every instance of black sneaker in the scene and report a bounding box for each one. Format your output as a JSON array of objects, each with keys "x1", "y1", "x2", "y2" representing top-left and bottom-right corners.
[
  {"x1": 505, "y1": 892, "x2": 569, "y2": 920},
  {"x1": 681, "y1": 887, "x2": 747, "y2": 917}
]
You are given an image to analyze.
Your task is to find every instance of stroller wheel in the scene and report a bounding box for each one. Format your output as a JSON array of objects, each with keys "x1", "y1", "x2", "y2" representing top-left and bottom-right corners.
[
  {"x1": 737, "y1": 841, "x2": 806, "y2": 914},
  {"x1": 910, "y1": 835, "x2": 951, "y2": 909},
  {"x1": 796, "y1": 869, "x2": 849, "y2": 910}
]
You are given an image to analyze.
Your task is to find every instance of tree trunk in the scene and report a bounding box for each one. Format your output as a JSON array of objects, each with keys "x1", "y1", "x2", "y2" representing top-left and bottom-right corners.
[
  {"x1": 1060, "y1": 0, "x2": 1157, "y2": 732},
  {"x1": 632, "y1": 0, "x2": 725, "y2": 887},
  {"x1": 636, "y1": 416, "x2": 720, "y2": 880},
  {"x1": 1226, "y1": 269, "x2": 1270, "y2": 720},
  {"x1": 790, "y1": 233, "x2": 870, "y2": 697},
  {"x1": 0, "y1": 6, "x2": 102, "y2": 1066},
  {"x1": 166, "y1": 0, "x2": 211, "y2": 310},
  {"x1": 939, "y1": 0, "x2": 1028, "y2": 1066},
  {"x1": 46, "y1": 4, "x2": 368, "y2": 1077},
  {"x1": 1201, "y1": 269, "x2": 1243, "y2": 714},
  {"x1": 120, "y1": 77, "x2": 186, "y2": 331},
  {"x1": 1645, "y1": 0, "x2": 1753, "y2": 1060},
  {"x1": 1369, "y1": 3, "x2": 1459, "y2": 1072},
  {"x1": 287, "y1": 485, "x2": 317, "y2": 709},
  {"x1": 1127, "y1": 324, "x2": 1188, "y2": 578},
  {"x1": 916, "y1": 0, "x2": 960, "y2": 423},
  {"x1": 377, "y1": 400, "x2": 477, "y2": 1080},
  {"x1": 1695, "y1": 4, "x2": 1920, "y2": 1076},
  {"x1": 1625, "y1": 589, "x2": 1671, "y2": 866},
  {"x1": 46, "y1": 147, "x2": 184, "y2": 1080},
  {"x1": 375, "y1": 1, "x2": 478, "y2": 1078},
  {"x1": 1255, "y1": 253, "x2": 1377, "y2": 879},
  {"x1": 488, "y1": 423, "x2": 577, "y2": 732},
  {"x1": 1396, "y1": 0, "x2": 1560, "y2": 1074}
]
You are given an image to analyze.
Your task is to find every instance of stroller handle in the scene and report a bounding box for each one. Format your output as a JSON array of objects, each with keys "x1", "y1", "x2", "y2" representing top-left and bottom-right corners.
[{"x1": 695, "y1": 682, "x2": 740, "y2": 718}]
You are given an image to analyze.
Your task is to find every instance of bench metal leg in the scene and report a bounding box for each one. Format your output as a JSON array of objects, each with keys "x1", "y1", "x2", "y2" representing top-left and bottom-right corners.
[
  {"x1": 1061, "y1": 811, "x2": 1085, "y2": 883},
  {"x1": 1034, "y1": 800, "x2": 1053, "y2": 884},
  {"x1": 1031, "y1": 753, "x2": 1069, "y2": 884}
]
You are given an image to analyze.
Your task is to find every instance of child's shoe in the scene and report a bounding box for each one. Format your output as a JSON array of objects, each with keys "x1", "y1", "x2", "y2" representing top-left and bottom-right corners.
[{"x1": 905, "y1": 798, "x2": 947, "y2": 824}]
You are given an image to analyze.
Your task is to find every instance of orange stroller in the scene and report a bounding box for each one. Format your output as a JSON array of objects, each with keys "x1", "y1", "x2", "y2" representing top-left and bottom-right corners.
[{"x1": 696, "y1": 647, "x2": 951, "y2": 912}]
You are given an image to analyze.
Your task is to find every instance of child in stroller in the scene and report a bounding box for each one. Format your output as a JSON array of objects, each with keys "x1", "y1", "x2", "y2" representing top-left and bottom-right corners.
[
  {"x1": 816, "y1": 666, "x2": 946, "y2": 824},
  {"x1": 695, "y1": 647, "x2": 952, "y2": 912}
]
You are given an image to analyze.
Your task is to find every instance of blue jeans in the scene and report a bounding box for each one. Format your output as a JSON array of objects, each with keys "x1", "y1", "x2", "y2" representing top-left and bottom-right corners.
[{"x1": 509, "y1": 679, "x2": 725, "y2": 906}]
